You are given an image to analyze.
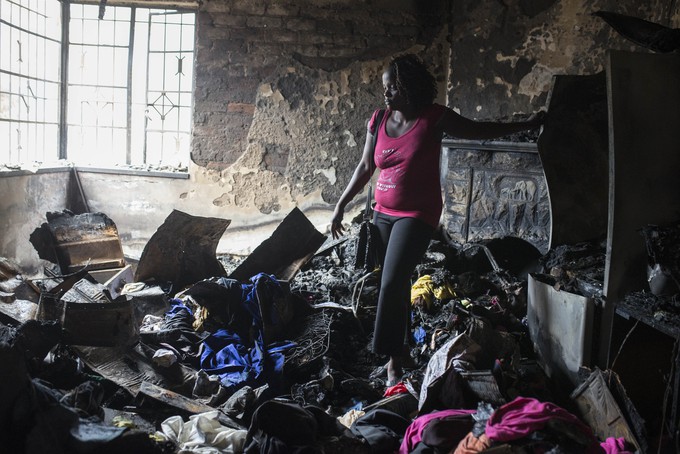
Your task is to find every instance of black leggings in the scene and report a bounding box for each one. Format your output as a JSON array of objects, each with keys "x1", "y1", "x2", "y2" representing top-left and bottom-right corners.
[{"x1": 371, "y1": 211, "x2": 434, "y2": 356}]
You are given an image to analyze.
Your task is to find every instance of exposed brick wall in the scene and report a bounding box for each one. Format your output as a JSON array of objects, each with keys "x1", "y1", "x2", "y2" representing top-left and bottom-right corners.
[{"x1": 193, "y1": 0, "x2": 452, "y2": 169}]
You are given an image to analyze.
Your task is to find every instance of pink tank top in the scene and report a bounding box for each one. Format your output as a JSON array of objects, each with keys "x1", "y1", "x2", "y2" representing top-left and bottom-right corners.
[{"x1": 369, "y1": 104, "x2": 446, "y2": 227}]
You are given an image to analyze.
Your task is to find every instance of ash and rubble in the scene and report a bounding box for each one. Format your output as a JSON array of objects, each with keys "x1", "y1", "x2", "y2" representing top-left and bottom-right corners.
[{"x1": 0, "y1": 212, "x2": 648, "y2": 453}]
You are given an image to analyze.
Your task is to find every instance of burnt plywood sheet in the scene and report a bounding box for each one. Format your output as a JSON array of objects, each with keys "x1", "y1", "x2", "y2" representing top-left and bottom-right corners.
[
  {"x1": 134, "y1": 210, "x2": 230, "y2": 291},
  {"x1": 537, "y1": 72, "x2": 610, "y2": 249},
  {"x1": 229, "y1": 207, "x2": 326, "y2": 282}
]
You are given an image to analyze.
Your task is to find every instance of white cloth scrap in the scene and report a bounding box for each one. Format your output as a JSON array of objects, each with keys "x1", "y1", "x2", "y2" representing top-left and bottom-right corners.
[{"x1": 156, "y1": 410, "x2": 247, "y2": 453}]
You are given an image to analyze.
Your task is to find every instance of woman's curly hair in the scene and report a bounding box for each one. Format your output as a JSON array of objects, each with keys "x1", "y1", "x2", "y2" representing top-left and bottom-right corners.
[{"x1": 388, "y1": 54, "x2": 438, "y2": 108}]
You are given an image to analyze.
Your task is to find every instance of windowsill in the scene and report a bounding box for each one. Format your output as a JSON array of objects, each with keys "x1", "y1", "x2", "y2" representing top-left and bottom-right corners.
[{"x1": 0, "y1": 163, "x2": 190, "y2": 179}]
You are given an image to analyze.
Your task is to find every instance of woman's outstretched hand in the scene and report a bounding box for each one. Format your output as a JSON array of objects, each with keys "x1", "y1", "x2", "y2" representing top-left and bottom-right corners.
[{"x1": 331, "y1": 209, "x2": 345, "y2": 239}]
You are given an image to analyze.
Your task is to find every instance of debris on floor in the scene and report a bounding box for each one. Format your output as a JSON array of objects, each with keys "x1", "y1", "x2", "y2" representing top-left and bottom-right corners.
[{"x1": 0, "y1": 209, "x2": 651, "y2": 453}]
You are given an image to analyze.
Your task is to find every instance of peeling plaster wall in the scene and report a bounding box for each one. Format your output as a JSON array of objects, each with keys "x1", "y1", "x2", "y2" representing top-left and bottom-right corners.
[
  {"x1": 448, "y1": 0, "x2": 680, "y2": 119},
  {"x1": 0, "y1": 171, "x2": 70, "y2": 273}
]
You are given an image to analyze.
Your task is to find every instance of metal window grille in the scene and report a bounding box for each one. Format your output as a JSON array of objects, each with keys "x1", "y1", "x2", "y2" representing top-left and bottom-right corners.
[
  {"x1": 0, "y1": 0, "x2": 194, "y2": 168},
  {"x1": 0, "y1": 0, "x2": 61, "y2": 165},
  {"x1": 67, "y1": 3, "x2": 194, "y2": 167}
]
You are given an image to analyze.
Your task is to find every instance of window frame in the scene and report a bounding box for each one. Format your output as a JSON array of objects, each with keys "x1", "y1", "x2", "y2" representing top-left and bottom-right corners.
[{"x1": 0, "y1": 0, "x2": 195, "y2": 171}]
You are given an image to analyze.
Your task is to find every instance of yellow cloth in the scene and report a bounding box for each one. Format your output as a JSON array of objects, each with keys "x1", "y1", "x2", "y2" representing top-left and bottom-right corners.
[{"x1": 411, "y1": 275, "x2": 456, "y2": 310}]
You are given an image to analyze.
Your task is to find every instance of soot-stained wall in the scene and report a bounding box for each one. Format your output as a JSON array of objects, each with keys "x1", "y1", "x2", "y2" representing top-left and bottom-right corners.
[
  {"x1": 191, "y1": 0, "x2": 679, "y2": 232},
  {"x1": 192, "y1": 0, "x2": 453, "y2": 219}
]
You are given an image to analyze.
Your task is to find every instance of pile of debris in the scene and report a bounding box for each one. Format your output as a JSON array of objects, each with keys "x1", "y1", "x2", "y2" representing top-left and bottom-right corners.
[{"x1": 0, "y1": 208, "x2": 642, "y2": 453}]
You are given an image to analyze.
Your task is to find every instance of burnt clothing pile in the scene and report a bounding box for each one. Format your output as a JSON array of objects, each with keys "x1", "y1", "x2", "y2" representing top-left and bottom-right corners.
[{"x1": 0, "y1": 223, "x2": 639, "y2": 453}]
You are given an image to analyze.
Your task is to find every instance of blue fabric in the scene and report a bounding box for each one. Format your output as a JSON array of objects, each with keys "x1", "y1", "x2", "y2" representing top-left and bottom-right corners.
[
  {"x1": 168, "y1": 301, "x2": 193, "y2": 316},
  {"x1": 413, "y1": 326, "x2": 427, "y2": 345},
  {"x1": 199, "y1": 273, "x2": 296, "y2": 392}
]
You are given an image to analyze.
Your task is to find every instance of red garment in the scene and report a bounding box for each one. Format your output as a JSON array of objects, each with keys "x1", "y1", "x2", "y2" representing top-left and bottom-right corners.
[
  {"x1": 383, "y1": 382, "x2": 408, "y2": 397},
  {"x1": 368, "y1": 105, "x2": 447, "y2": 228}
]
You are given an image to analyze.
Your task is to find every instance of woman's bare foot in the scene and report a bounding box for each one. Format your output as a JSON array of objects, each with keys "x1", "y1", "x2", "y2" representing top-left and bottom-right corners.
[{"x1": 386, "y1": 356, "x2": 404, "y2": 386}]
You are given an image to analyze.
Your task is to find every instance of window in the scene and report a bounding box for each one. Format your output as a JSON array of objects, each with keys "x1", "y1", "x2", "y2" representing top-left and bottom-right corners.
[
  {"x1": 0, "y1": 0, "x2": 61, "y2": 165},
  {"x1": 0, "y1": 0, "x2": 195, "y2": 169}
]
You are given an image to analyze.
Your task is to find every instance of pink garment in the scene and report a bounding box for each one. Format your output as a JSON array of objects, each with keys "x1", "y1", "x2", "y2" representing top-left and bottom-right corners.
[
  {"x1": 485, "y1": 396, "x2": 600, "y2": 452},
  {"x1": 369, "y1": 104, "x2": 447, "y2": 228},
  {"x1": 600, "y1": 437, "x2": 634, "y2": 454},
  {"x1": 398, "y1": 409, "x2": 475, "y2": 454}
]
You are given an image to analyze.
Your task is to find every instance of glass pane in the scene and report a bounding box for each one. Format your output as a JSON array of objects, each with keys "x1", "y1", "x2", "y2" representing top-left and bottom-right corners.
[
  {"x1": 45, "y1": 2, "x2": 61, "y2": 40},
  {"x1": 45, "y1": 40, "x2": 60, "y2": 80},
  {"x1": 115, "y1": 21, "x2": 129, "y2": 46},
  {"x1": 80, "y1": 46, "x2": 99, "y2": 85},
  {"x1": 98, "y1": 46, "x2": 114, "y2": 86},
  {"x1": 145, "y1": 131, "x2": 162, "y2": 163},
  {"x1": 181, "y1": 25, "x2": 195, "y2": 52},
  {"x1": 112, "y1": 88, "x2": 127, "y2": 127},
  {"x1": 70, "y1": 17, "x2": 83, "y2": 43},
  {"x1": 82, "y1": 4, "x2": 98, "y2": 20},
  {"x1": 0, "y1": 26, "x2": 10, "y2": 69},
  {"x1": 70, "y1": 4, "x2": 84, "y2": 20},
  {"x1": 164, "y1": 24, "x2": 181, "y2": 51},
  {"x1": 68, "y1": 44, "x2": 83, "y2": 84},
  {"x1": 148, "y1": 21, "x2": 165, "y2": 52},
  {"x1": 113, "y1": 47, "x2": 128, "y2": 86},
  {"x1": 44, "y1": 124, "x2": 58, "y2": 159},
  {"x1": 26, "y1": 33, "x2": 37, "y2": 78},
  {"x1": 114, "y1": 6, "x2": 130, "y2": 22},
  {"x1": 178, "y1": 106, "x2": 191, "y2": 132},
  {"x1": 99, "y1": 19, "x2": 114, "y2": 46},
  {"x1": 165, "y1": 61, "x2": 180, "y2": 92},
  {"x1": 147, "y1": 53, "x2": 164, "y2": 89}
]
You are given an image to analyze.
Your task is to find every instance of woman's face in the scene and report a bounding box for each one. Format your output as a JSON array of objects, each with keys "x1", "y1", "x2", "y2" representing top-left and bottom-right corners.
[{"x1": 382, "y1": 68, "x2": 407, "y2": 110}]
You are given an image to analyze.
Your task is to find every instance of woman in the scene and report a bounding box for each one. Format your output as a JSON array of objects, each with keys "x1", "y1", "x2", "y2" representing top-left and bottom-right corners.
[{"x1": 331, "y1": 54, "x2": 544, "y2": 386}]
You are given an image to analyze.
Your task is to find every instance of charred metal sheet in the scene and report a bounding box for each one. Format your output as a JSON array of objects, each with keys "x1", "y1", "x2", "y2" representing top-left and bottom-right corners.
[
  {"x1": 229, "y1": 207, "x2": 326, "y2": 282},
  {"x1": 74, "y1": 342, "x2": 197, "y2": 396},
  {"x1": 36, "y1": 269, "x2": 92, "y2": 322},
  {"x1": 37, "y1": 276, "x2": 139, "y2": 347},
  {"x1": 29, "y1": 211, "x2": 125, "y2": 274},
  {"x1": 61, "y1": 278, "x2": 111, "y2": 304},
  {"x1": 441, "y1": 140, "x2": 550, "y2": 254},
  {"x1": 134, "y1": 210, "x2": 231, "y2": 291},
  {"x1": 527, "y1": 273, "x2": 594, "y2": 387},
  {"x1": 138, "y1": 381, "x2": 243, "y2": 430},
  {"x1": 537, "y1": 72, "x2": 609, "y2": 249},
  {"x1": 61, "y1": 300, "x2": 137, "y2": 347},
  {"x1": 571, "y1": 368, "x2": 643, "y2": 452}
]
